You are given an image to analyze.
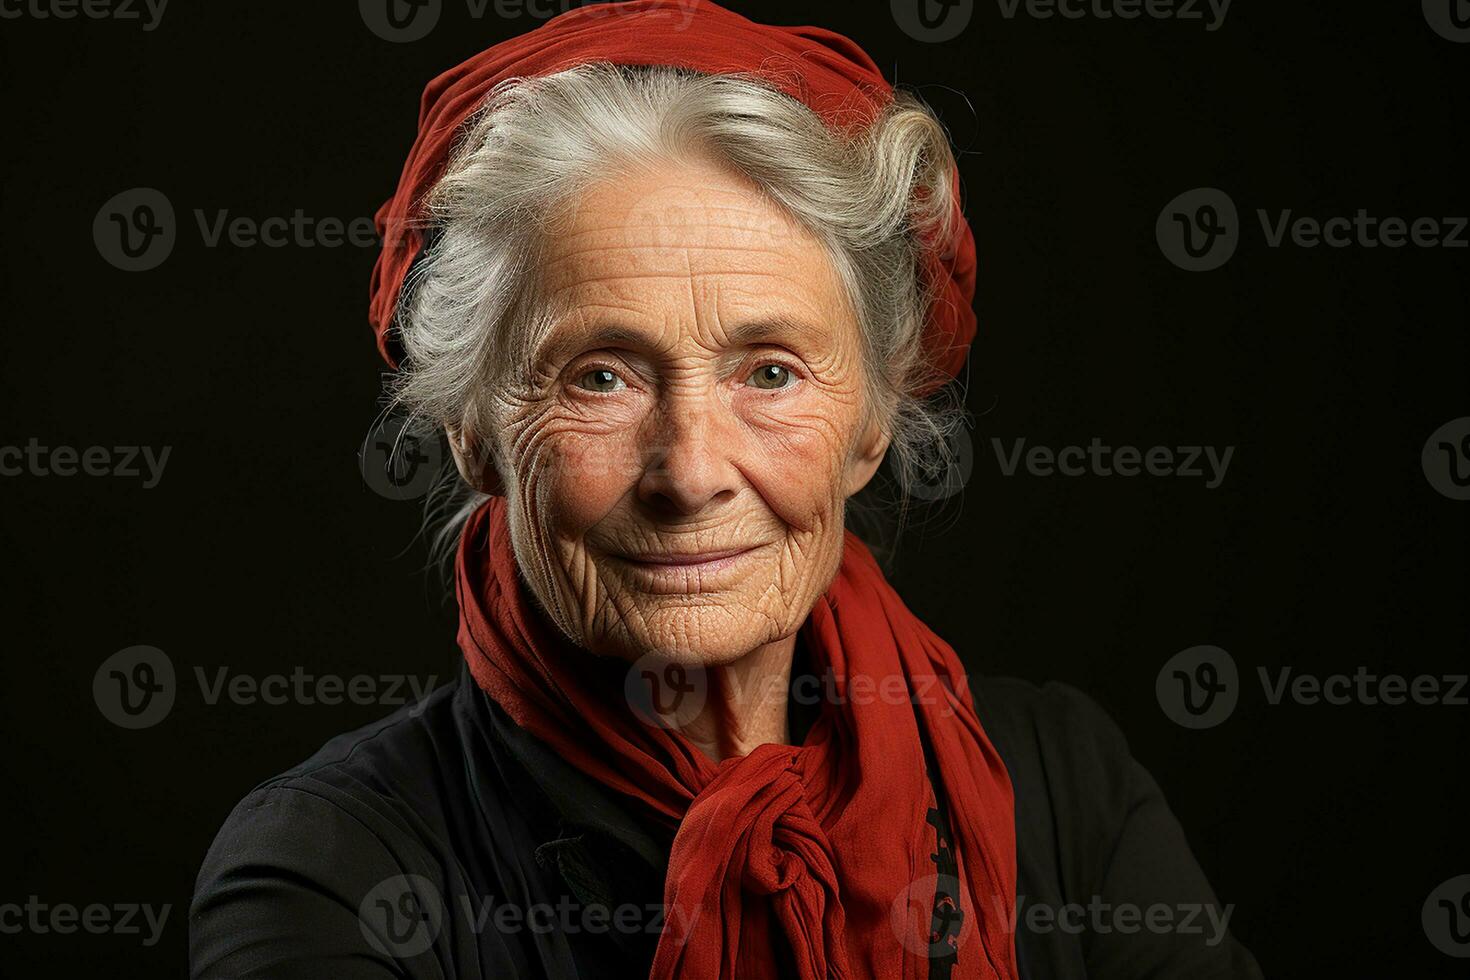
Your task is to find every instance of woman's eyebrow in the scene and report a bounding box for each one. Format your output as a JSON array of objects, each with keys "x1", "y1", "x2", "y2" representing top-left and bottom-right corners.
[
  {"x1": 537, "y1": 324, "x2": 656, "y2": 367},
  {"x1": 540, "y1": 316, "x2": 825, "y2": 364},
  {"x1": 722, "y1": 316, "x2": 826, "y2": 348}
]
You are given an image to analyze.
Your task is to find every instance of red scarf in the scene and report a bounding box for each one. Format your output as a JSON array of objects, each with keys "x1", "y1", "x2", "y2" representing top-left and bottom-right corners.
[
  {"x1": 368, "y1": 0, "x2": 978, "y2": 394},
  {"x1": 457, "y1": 497, "x2": 1018, "y2": 979}
]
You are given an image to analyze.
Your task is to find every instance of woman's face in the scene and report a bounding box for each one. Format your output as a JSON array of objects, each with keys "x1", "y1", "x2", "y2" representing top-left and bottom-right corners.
[{"x1": 469, "y1": 158, "x2": 889, "y2": 666}]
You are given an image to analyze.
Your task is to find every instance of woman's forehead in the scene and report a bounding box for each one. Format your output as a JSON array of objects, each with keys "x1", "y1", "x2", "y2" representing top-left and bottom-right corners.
[
  {"x1": 543, "y1": 163, "x2": 837, "y2": 285},
  {"x1": 534, "y1": 164, "x2": 856, "y2": 360}
]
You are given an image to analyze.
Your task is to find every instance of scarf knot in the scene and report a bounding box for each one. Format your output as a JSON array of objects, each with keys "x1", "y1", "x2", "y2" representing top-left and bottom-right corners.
[{"x1": 696, "y1": 747, "x2": 830, "y2": 897}]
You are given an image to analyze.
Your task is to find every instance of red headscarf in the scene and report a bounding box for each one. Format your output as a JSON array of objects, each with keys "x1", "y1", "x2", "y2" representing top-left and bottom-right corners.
[{"x1": 367, "y1": 0, "x2": 978, "y2": 390}]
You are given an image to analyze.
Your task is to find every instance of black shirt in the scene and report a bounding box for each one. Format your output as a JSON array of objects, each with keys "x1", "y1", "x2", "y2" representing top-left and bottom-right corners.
[{"x1": 189, "y1": 661, "x2": 1264, "y2": 979}]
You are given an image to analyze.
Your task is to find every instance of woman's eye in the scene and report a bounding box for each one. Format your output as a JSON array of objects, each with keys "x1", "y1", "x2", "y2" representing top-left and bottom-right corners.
[
  {"x1": 575, "y1": 368, "x2": 625, "y2": 393},
  {"x1": 746, "y1": 364, "x2": 795, "y2": 390}
]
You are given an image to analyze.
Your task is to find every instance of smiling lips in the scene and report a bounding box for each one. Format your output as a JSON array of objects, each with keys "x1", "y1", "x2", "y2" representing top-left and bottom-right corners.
[
  {"x1": 622, "y1": 546, "x2": 757, "y2": 567},
  {"x1": 613, "y1": 544, "x2": 762, "y2": 592}
]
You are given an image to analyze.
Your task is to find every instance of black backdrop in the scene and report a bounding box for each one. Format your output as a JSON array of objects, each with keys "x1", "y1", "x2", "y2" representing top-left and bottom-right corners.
[{"x1": 2, "y1": 1, "x2": 1467, "y2": 976}]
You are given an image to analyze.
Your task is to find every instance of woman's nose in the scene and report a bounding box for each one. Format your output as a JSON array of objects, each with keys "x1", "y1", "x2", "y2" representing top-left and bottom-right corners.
[{"x1": 635, "y1": 393, "x2": 741, "y2": 516}]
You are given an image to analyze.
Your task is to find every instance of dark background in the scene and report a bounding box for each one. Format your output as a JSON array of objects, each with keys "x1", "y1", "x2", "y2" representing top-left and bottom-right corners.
[{"x1": 2, "y1": 0, "x2": 1467, "y2": 975}]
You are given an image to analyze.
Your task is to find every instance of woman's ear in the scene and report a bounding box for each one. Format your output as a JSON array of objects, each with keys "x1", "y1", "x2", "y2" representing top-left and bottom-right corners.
[
  {"x1": 843, "y1": 417, "x2": 892, "y2": 498},
  {"x1": 446, "y1": 424, "x2": 506, "y2": 496}
]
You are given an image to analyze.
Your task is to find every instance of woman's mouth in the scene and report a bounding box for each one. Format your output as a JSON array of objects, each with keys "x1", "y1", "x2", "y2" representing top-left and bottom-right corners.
[
  {"x1": 621, "y1": 546, "x2": 756, "y2": 567},
  {"x1": 611, "y1": 545, "x2": 764, "y2": 592}
]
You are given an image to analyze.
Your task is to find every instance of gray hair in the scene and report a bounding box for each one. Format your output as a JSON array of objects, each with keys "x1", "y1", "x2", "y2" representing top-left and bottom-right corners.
[{"x1": 384, "y1": 64, "x2": 971, "y2": 568}]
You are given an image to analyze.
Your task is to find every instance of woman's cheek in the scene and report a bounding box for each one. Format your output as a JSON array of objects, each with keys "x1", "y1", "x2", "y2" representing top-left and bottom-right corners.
[
  {"x1": 535, "y1": 423, "x2": 643, "y2": 532},
  {"x1": 741, "y1": 399, "x2": 853, "y2": 533}
]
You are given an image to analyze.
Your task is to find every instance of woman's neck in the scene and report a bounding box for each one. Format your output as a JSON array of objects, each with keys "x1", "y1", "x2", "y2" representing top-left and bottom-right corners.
[{"x1": 679, "y1": 635, "x2": 796, "y2": 762}]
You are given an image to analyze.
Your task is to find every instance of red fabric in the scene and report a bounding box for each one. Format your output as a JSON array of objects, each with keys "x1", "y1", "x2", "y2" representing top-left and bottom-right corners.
[
  {"x1": 368, "y1": 0, "x2": 978, "y2": 392},
  {"x1": 457, "y1": 496, "x2": 1018, "y2": 979}
]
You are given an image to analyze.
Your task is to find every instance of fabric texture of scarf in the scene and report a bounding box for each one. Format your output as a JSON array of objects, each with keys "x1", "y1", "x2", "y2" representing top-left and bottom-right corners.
[
  {"x1": 367, "y1": 0, "x2": 978, "y2": 394},
  {"x1": 456, "y1": 497, "x2": 1019, "y2": 979}
]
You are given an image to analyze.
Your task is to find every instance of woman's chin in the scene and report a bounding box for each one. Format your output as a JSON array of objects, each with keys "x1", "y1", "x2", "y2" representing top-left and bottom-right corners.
[{"x1": 587, "y1": 608, "x2": 787, "y2": 669}]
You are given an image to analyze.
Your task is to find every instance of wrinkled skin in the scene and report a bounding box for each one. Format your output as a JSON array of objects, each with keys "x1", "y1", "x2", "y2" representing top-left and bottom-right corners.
[{"x1": 450, "y1": 158, "x2": 890, "y2": 755}]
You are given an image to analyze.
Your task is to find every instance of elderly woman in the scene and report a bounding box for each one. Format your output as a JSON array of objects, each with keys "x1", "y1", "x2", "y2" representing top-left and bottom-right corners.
[{"x1": 191, "y1": 2, "x2": 1261, "y2": 978}]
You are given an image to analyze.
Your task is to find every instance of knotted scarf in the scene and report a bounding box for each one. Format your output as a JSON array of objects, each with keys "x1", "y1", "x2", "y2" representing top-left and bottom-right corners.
[
  {"x1": 367, "y1": 0, "x2": 978, "y2": 392},
  {"x1": 456, "y1": 497, "x2": 1018, "y2": 979}
]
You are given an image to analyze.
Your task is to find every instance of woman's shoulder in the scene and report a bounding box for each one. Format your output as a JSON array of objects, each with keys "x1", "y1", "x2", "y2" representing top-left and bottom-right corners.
[
  {"x1": 189, "y1": 678, "x2": 491, "y2": 977},
  {"x1": 971, "y1": 677, "x2": 1263, "y2": 979},
  {"x1": 971, "y1": 675, "x2": 1134, "y2": 754},
  {"x1": 196, "y1": 675, "x2": 474, "y2": 863},
  {"x1": 233, "y1": 675, "x2": 462, "y2": 807},
  {"x1": 968, "y1": 676, "x2": 1151, "y2": 876},
  {"x1": 970, "y1": 674, "x2": 1127, "y2": 735},
  {"x1": 970, "y1": 676, "x2": 1138, "y2": 795}
]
